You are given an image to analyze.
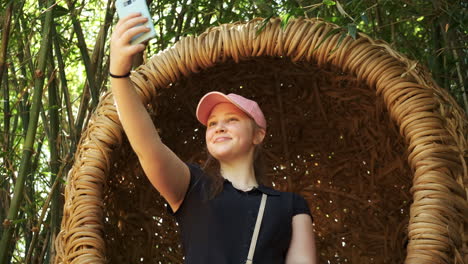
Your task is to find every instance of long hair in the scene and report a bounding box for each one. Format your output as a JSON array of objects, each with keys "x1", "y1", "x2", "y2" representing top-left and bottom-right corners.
[{"x1": 202, "y1": 124, "x2": 267, "y2": 199}]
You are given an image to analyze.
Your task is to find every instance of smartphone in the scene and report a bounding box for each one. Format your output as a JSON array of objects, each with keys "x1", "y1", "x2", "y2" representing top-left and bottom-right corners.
[{"x1": 115, "y1": 0, "x2": 156, "y2": 45}]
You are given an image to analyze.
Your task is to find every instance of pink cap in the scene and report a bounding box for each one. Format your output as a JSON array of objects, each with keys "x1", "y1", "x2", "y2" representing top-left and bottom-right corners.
[{"x1": 196, "y1": 91, "x2": 267, "y2": 129}]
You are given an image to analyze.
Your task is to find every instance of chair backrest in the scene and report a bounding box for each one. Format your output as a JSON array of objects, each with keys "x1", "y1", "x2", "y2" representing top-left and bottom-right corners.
[{"x1": 55, "y1": 17, "x2": 468, "y2": 264}]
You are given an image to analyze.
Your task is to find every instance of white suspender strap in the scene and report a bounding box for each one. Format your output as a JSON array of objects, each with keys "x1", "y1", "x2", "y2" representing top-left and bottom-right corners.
[{"x1": 246, "y1": 193, "x2": 267, "y2": 264}]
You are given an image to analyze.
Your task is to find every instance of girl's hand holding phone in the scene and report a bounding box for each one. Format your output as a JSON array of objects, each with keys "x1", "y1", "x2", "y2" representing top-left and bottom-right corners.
[{"x1": 110, "y1": 13, "x2": 150, "y2": 76}]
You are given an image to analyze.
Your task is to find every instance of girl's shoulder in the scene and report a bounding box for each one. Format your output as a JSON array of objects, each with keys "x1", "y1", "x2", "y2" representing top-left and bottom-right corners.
[
  {"x1": 260, "y1": 186, "x2": 312, "y2": 218},
  {"x1": 184, "y1": 162, "x2": 210, "y2": 188}
]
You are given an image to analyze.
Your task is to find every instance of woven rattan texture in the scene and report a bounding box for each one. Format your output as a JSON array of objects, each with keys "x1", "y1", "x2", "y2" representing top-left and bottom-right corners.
[
  {"x1": 55, "y1": 17, "x2": 468, "y2": 264},
  {"x1": 105, "y1": 58, "x2": 413, "y2": 263}
]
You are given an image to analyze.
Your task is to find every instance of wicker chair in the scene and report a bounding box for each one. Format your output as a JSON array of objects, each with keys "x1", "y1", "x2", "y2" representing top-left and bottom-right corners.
[{"x1": 55, "y1": 17, "x2": 468, "y2": 264}]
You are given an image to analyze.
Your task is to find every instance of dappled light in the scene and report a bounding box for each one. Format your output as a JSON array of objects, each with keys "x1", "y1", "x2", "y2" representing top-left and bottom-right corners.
[{"x1": 103, "y1": 57, "x2": 412, "y2": 263}]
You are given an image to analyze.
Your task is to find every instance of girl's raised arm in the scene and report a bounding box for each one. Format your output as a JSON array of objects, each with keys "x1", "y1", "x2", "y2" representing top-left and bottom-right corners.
[{"x1": 109, "y1": 13, "x2": 190, "y2": 213}]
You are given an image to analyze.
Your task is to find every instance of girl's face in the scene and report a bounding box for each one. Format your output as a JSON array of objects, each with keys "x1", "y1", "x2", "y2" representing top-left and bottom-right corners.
[{"x1": 205, "y1": 102, "x2": 265, "y2": 162}]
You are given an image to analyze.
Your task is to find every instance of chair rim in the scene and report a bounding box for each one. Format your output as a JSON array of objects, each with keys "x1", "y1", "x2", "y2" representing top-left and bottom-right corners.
[{"x1": 55, "y1": 17, "x2": 468, "y2": 264}]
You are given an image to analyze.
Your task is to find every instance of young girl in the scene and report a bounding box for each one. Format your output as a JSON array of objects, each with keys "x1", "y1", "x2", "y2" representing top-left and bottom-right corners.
[{"x1": 110, "y1": 13, "x2": 317, "y2": 264}]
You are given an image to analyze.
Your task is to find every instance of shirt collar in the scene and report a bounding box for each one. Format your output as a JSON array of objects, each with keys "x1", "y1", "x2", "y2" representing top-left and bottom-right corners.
[
  {"x1": 223, "y1": 178, "x2": 280, "y2": 196},
  {"x1": 256, "y1": 185, "x2": 281, "y2": 196}
]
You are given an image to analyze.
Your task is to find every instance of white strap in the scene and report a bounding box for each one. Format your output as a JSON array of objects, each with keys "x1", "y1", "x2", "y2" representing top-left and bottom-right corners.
[{"x1": 246, "y1": 193, "x2": 267, "y2": 264}]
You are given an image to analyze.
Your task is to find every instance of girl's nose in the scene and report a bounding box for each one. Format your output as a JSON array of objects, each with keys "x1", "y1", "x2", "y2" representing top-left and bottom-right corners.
[{"x1": 215, "y1": 122, "x2": 226, "y2": 133}]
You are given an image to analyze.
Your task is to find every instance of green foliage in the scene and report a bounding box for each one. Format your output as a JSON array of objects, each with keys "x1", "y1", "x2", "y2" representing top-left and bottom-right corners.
[{"x1": 0, "y1": 0, "x2": 466, "y2": 263}]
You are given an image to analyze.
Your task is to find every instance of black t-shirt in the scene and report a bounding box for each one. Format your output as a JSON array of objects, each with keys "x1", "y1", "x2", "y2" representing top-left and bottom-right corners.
[{"x1": 171, "y1": 163, "x2": 312, "y2": 264}]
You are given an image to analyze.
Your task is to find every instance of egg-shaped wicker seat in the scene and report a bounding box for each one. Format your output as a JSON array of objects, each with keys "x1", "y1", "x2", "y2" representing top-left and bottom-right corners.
[{"x1": 55, "y1": 17, "x2": 468, "y2": 264}]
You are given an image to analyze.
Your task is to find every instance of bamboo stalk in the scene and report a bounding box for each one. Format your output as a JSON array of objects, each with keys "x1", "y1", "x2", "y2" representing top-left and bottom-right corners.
[
  {"x1": 448, "y1": 42, "x2": 468, "y2": 113},
  {"x1": 0, "y1": 11, "x2": 15, "y2": 233},
  {"x1": 157, "y1": 1, "x2": 164, "y2": 50},
  {"x1": 182, "y1": 1, "x2": 195, "y2": 38},
  {"x1": 24, "y1": 153, "x2": 71, "y2": 264},
  {"x1": 64, "y1": 0, "x2": 99, "y2": 107},
  {"x1": 0, "y1": 1, "x2": 13, "y2": 89},
  {"x1": 39, "y1": 229, "x2": 51, "y2": 263},
  {"x1": 17, "y1": 13, "x2": 34, "y2": 135},
  {"x1": 0, "y1": 0, "x2": 55, "y2": 262},
  {"x1": 52, "y1": 24, "x2": 76, "y2": 155},
  {"x1": 47, "y1": 46, "x2": 61, "y2": 264},
  {"x1": 2, "y1": 64, "x2": 10, "y2": 150},
  {"x1": 174, "y1": 0, "x2": 187, "y2": 42},
  {"x1": 24, "y1": 135, "x2": 44, "y2": 261},
  {"x1": 0, "y1": 65, "x2": 9, "y2": 239},
  {"x1": 73, "y1": 1, "x2": 115, "y2": 140},
  {"x1": 49, "y1": 25, "x2": 78, "y2": 262},
  {"x1": 3, "y1": 63, "x2": 20, "y2": 177},
  {"x1": 73, "y1": 80, "x2": 91, "y2": 142},
  {"x1": 435, "y1": 9, "x2": 468, "y2": 113},
  {"x1": 92, "y1": 0, "x2": 115, "y2": 93},
  {"x1": 431, "y1": 21, "x2": 443, "y2": 86}
]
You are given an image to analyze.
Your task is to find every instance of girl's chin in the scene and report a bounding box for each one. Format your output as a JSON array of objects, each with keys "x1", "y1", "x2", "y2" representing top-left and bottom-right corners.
[
  {"x1": 207, "y1": 144, "x2": 252, "y2": 161},
  {"x1": 209, "y1": 148, "x2": 252, "y2": 162},
  {"x1": 209, "y1": 151, "x2": 233, "y2": 161}
]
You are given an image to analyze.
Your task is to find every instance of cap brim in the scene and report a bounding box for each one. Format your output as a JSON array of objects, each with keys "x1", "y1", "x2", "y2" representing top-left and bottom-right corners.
[{"x1": 196, "y1": 92, "x2": 234, "y2": 126}]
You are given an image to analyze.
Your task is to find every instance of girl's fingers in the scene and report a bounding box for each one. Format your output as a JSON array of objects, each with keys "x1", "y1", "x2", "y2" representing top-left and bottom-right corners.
[
  {"x1": 120, "y1": 25, "x2": 151, "y2": 45},
  {"x1": 115, "y1": 12, "x2": 142, "y2": 28},
  {"x1": 125, "y1": 43, "x2": 146, "y2": 55},
  {"x1": 115, "y1": 16, "x2": 148, "y2": 36}
]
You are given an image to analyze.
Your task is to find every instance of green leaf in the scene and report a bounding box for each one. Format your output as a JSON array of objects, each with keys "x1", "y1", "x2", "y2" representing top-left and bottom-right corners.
[
  {"x1": 280, "y1": 13, "x2": 293, "y2": 30},
  {"x1": 347, "y1": 23, "x2": 357, "y2": 39},
  {"x1": 253, "y1": 0, "x2": 273, "y2": 14},
  {"x1": 256, "y1": 14, "x2": 274, "y2": 36},
  {"x1": 59, "y1": 177, "x2": 67, "y2": 185},
  {"x1": 53, "y1": 5, "x2": 69, "y2": 18},
  {"x1": 11, "y1": 219, "x2": 27, "y2": 225},
  {"x1": 330, "y1": 31, "x2": 348, "y2": 54},
  {"x1": 336, "y1": 0, "x2": 353, "y2": 21},
  {"x1": 323, "y1": 0, "x2": 336, "y2": 6},
  {"x1": 361, "y1": 13, "x2": 369, "y2": 24},
  {"x1": 312, "y1": 26, "x2": 343, "y2": 52},
  {"x1": 336, "y1": 1, "x2": 346, "y2": 16}
]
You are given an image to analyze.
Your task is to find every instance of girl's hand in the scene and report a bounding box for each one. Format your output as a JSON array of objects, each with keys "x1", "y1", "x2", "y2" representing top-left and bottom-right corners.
[{"x1": 110, "y1": 13, "x2": 151, "y2": 76}]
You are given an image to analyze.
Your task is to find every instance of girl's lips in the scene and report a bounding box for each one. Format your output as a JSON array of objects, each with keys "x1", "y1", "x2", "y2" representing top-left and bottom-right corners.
[{"x1": 214, "y1": 137, "x2": 231, "y2": 143}]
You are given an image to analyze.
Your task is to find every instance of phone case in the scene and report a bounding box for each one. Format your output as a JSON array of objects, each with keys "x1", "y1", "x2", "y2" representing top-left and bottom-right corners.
[{"x1": 115, "y1": 0, "x2": 156, "y2": 44}]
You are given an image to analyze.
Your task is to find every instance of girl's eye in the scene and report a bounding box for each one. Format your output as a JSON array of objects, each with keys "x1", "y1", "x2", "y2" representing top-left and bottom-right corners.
[
  {"x1": 208, "y1": 121, "x2": 217, "y2": 127},
  {"x1": 228, "y1": 117, "x2": 238, "y2": 122}
]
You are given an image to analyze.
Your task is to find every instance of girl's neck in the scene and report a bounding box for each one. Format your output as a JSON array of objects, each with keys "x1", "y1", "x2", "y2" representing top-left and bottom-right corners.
[{"x1": 219, "y1": 155, "x2": 258, "y2": 190}]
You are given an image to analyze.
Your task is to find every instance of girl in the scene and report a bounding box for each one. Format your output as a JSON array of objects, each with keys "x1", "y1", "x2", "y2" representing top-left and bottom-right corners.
[{"x1": 110, "y1": 12, "x2": 317, "y2": 264}]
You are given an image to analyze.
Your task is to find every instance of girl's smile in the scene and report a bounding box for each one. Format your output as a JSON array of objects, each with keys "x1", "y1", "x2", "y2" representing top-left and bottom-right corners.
[{"x1": 213, "y1": 136, "x2": 232, "y2": 143}]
